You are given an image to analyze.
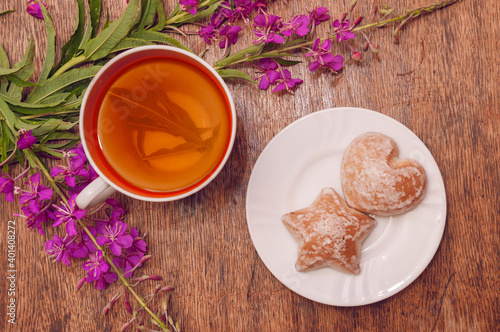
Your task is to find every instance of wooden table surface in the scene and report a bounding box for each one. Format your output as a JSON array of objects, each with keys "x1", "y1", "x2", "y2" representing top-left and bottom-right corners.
[{"x1": 1, "y1": 0, "x2": 498, "y2": 331}]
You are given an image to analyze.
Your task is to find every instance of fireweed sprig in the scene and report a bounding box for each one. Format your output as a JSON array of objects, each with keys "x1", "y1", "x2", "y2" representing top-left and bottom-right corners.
[
  {"x1": 204, "y1": 0, "x2": 464, "y2": 92},
  {"x1": 1, "y1": 130, "x2": 177, "y2": 330}
]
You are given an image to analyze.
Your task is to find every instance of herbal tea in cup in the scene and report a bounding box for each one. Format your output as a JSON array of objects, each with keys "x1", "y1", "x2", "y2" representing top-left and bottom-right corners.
[{"x1": 76, "y1": 46, "x2": 236, "y2": 209}]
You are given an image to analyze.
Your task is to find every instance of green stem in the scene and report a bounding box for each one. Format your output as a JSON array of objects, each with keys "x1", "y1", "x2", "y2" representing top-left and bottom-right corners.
[{"x1": 52, "y1": 55, "x2": 86, "y2": 77}]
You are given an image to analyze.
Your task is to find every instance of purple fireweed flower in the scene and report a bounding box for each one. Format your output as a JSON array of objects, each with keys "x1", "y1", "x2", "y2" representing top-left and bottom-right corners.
[
  {"x1": 70, "y1": 226, "x2": 98, "y2": 259},
  {"x1": 252, "y1": 0, "x2": 268, "y2": 12},
  {"x1": 254, "y1": 58, "x2": 280, "y2": 90},
  {"x1": 15, "y1": 205, "x2": 48, "y2": 235},
  {"x1": 45, "y1": 234, "x2": 74, "y2": 266},
  {"x1": 26, "y1": 0, "x2": 46, "y2": 20},
  {"x1": 94, "y1": 272, "x2": 118, "y2": 290},
  {"x1": 82, "y1": 251, "x2": 109, "y2": 283},
  {"x1": 127, "y1": 226, "x2": 147, "y2": 255},
  {"x1": 199, "y1": 24, "x2": 216, "y2": 44},
  {"x1": 114, "y1": 250, "x2": 144, "y2": 277},
  {"x1": 0, "y1": 173, "x2": 15, "y2": 202},
  {"x1": 231, "y1": 0, "x2": 254, "y2": 23},
  {"x1": 272, "y1": 69, "x2": 303, "y2": 93},
  {"x1": 19, "y1": 173, "x2": 53, "y2": 213},
  {"x1": 17, "y1": 129, "x2": 36, "y2": 150},
  {"x1": 106, "y1": 198, "x2": 126, "y2": 218},
  {"x1": 280, "y1": 15, "x2": 310, "y2": 37},
  {"x1": 333, "y1": 19, "x2": 355, "y2": 42},
  {"x1": 179, "y1": 0, "x2": 198, "y2": 15},
  {"x1": 96, "y1": 220, "x2": 133, "y2": 256},
  {"x1": 253, "y1": 13, "x2": 284, "y2": 44},
  {"x1": 211, "y1": 1, "x2": 233, "y2": 29},
  {"x1": 50, "y1": 146, "x2": 89, "y2": 188},
  {"x1": 309, "y1": 7, "x2": 330, "y2": 26},
  {"x1": 218, "y1": 25, "x2": 243, "y2": 49},
  {"x1": 52, "y1": 195, "x2": 87, "y2": 237},
  {"x1": 304, "y1": 38, "x2": 335, "y2": 71},
  {"x1": 325, "y1": 54, "x2": 344, "y2": 72}
]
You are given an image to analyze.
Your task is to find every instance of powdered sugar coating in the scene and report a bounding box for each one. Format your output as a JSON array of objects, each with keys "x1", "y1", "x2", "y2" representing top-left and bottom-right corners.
[
  {"x1": 282, "y1": 188, "x2": 376, "y2": 274},
  {"x1": 341, "y1": 132, "x2": 427, "y2": 216}
]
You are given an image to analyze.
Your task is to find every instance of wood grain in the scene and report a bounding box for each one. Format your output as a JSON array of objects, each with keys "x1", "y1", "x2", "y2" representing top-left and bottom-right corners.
[{"x1": 1, "y1": 0, "x2": 499, "y2": 331}]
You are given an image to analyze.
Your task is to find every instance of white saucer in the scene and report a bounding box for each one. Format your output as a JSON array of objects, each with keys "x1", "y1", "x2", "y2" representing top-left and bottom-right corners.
[{"x1": 246, "y1": 107, "x2": 446, "y2": 306}]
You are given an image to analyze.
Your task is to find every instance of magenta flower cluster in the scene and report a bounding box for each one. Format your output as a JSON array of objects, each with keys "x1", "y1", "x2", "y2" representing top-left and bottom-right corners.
[
  {"x1": 8, "y1": 143, "x2": 149, "y2": 290},
  {"x1": 182, "y1": 2, "x2": 352, "y2": 92}
]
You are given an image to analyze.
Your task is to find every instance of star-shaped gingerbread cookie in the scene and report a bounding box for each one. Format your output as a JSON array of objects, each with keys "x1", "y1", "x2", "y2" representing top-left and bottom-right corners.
[{"x1": 282, "y1": 187, "x2": 376, "y2": 275}]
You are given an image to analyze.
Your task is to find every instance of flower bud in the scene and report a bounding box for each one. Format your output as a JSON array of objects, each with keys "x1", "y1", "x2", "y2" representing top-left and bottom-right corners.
[
  {"x1": 369, "y1": 43, "x2": 380, "y2": 53},
  {"x1": 120, "y1": 322, "x2": 131, "y2": 332},
  {"x1": 349, "y1": 0, "x2": 359, "y2": 12},
  {"x1": 26, "y1": 1, "x2": 47, "y2": 20},
  {"x1": 352, "y1": 51, "x2": 362, "y2": 61},
  {"x1": 75, "y1": 276, "x2": 86, "y2": 291},
  {"x1": 161, "y1": 285, "x2": 174, "y2": 293},
  {"x1": 139, "y1": 255, "x2": 152, "y2": 265},
  {"x1": 162, "y1": 296, "x2": 169, "y2": 311},
  {"x1": 340, "y1": 12, "x2": 347, "y2": 22},
  {"x1": 362, "y1": 42, "x2": 369, "y2": 51},
  {"x1": 124, "y1": 292, "x2": 132, "y2": 314},
  {"x1": 393, "y1": 34, "x2": 400, "y2": 44},
  {"x1": 103, "y1": 304, "x2": 110, "y2": 316},
  {"x1": 154, "y1": 283, "x2": 162, "y2": 295},
  {"x1": 149, "y1": 275, "x2": 162, "y2": 281},
  {"x1": 352, "y1": 16, "x2": 363, "y2": 28}
]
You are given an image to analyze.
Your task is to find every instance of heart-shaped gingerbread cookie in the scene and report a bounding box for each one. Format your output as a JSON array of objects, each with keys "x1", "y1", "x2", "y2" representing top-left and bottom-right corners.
[{"x1": 341, "y1": 132, "x2": 427, "y2": 216}]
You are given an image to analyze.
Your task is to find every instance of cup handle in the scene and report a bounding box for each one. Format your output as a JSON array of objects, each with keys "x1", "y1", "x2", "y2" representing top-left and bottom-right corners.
[{"x1": 76, "y1": 177, "x2": 117, "y2": 209}]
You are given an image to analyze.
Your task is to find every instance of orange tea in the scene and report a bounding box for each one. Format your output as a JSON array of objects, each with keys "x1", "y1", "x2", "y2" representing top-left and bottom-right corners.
[{"x1": 92, "y1": 56, "x2": 231, "y2": 193}]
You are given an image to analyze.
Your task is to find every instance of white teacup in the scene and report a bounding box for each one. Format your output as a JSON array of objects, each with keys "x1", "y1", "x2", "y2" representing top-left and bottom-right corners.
[{"x1": 76, "y1": 46, "x2": 236, "y2": 209}]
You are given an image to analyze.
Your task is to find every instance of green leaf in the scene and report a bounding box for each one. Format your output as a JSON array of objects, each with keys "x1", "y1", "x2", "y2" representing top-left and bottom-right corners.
[
  {"x1": 0, "y1": 44, "x2": 10, "y2": 94},
  {"x1": 0, "y1": 9, "x2": 15, "y2": 17},
  {"x1": 1, "y1": 122, "x2": 11, "y2": 167},
  {"x1": 4, "y1": 38, "x2": 35, "y2": 101},
  {"x1": 166, "y1": 4, "x2": 180, "y2": 20},
  {"x1": 4, "y1": 74, "x2": 38, "y2": 87},
  {"x1": 214, "y1": 44, "x2": 263, "y2": 69},
  {"x1": 38, "y1": 3, "x2": 56, "y2": 84},
  {"x1": 138, "y1": 0, "x2": 157, "y2": 30},
  {"x1": 4, "y1": 97, "x2": 66, "y2": 115},
  {"x1": 0, "y1": 65, "x2": 28, "y2": 77},
  {"x1": 217, "y1": 69, "x2": 256, "y2": 84},
  {"x1": 25, "y1": 66, "x2": 101, "y2": 104},
  {"x1": 50, "y1": 0, "x2": 86, "y2": 76},
  {"x1": 88, "y1": 0, "x2": 102, "y2": 38},
  {"x1": 30, "y1": 118, "x2": 76, "y2": 136},
  {"x1": 41, "y1": 130, "x2": 79, "y2": 144},
  {"x1": 0, "y1": 98, "x2": 17, "y2": 134},
  {"x1": 84, "y1": 0, "x2": 140, "y2": 61},
  {"x1": 111, "y1": 38, "x2": 155, "y2": 53},
  {"x1": 273, "y1": 58, "x2": 302, "y2": 66},
  {"x1": 129, "y1": 30, "x2": 193, "y2": 53},
  {"x1": 102, "y1": 8, "x2": 111, "y2": 30},
  {"x1": 38, "y1": 146, "x2": 65, "y2": 158},
  {"x1": 14, "y1": 118, "x2": 43, "y2": 131},
  {"x1": 1, "y1": 121, "x2": 15, "y2": 145},
  {"x1": 39, "y1": 93, "x2": 71, "y2": 105},
  {"x1": 153, "y1": 0, "x2": 166, "y2": 31},
  {"x1": 79, "y1": 10, "x2": 93, "y2": 51}
]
